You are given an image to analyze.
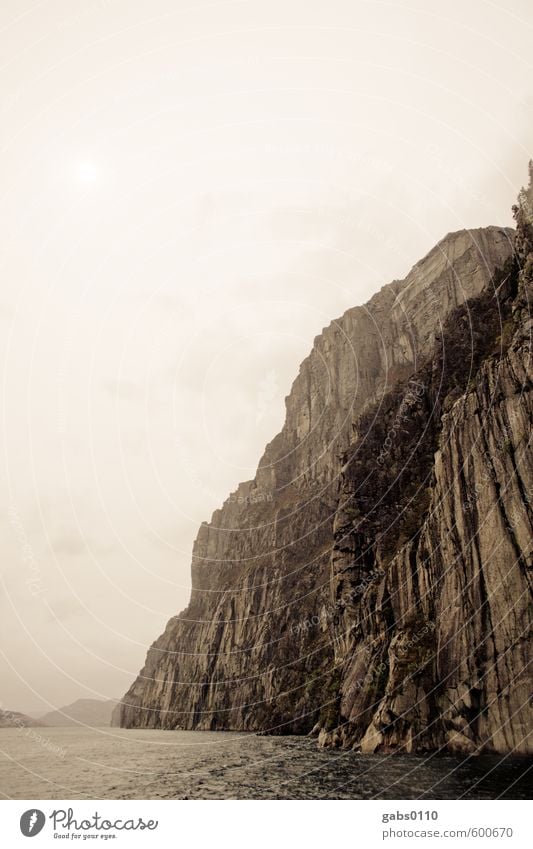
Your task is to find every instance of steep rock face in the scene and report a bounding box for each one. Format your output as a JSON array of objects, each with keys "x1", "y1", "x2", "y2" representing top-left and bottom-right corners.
[
  {"x1": 327, "y1": 287, "x2": 532, "y2": 754},
  {"x1": 324, "y1": 179, "x2": 533, "y2": 754},
  {"x1": 115, "y1": 225, "x2": 515, "y2": 735},
  {"x1": 41, "y1": 699, "x2": 118, "y2": 727}
]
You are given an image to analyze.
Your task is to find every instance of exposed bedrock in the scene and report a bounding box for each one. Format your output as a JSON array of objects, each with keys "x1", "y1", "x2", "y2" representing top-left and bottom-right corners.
[{"x1": 115, "y1": 189, "x2": 531, "y2": 753}]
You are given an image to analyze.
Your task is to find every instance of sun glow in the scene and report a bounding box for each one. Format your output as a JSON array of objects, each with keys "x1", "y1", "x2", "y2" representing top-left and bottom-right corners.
[{"x1": 77, "y1": 161, "x2": 99, "y2": 183}]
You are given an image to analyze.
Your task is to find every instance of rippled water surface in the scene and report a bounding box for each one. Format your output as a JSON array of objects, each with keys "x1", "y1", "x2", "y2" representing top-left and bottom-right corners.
[{"x1": 0, "y1": 728, "x2": 530, "y2": 799}]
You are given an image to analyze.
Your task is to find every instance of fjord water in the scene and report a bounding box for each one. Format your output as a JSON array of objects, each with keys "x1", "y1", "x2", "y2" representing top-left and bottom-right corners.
[{"x1": 0, "y1": 728, "x2": 530, "y2": 799}]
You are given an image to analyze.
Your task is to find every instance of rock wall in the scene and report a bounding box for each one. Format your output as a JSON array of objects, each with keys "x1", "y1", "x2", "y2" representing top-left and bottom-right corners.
[
  {"x1": 115, "y1": 201, "x2": 531, "y2": 753},
  {"x1": 323, "y1": 174, "x2": 533, "y2": 754}
]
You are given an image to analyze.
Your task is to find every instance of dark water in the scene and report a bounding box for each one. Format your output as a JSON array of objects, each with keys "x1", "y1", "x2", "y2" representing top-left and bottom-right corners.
[{"x1": 0, "y1": 727, "x2": 530, "y2": 799}]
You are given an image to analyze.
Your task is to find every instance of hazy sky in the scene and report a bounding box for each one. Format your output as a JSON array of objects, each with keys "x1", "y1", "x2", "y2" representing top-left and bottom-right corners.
[{"x1": 0, "y1": 0, "x2": 531, "y2": 714}]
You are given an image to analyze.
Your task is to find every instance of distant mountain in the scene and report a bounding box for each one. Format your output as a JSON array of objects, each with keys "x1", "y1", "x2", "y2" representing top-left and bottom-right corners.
[
  {"x1": 40, "y1": 698, "x2": 118, "y2": 727},
  {"x1": 0, "y1": 709, "x2": 47, "y2": 728}
]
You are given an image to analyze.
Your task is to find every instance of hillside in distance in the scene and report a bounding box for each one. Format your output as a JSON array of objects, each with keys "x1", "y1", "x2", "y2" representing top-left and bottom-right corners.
[
  {"x1": 41, "y1": 698, "x2": 118, "y2": 727},
  {"x1": 0, "y1": 709, "x2": 47, "y2": 729}
]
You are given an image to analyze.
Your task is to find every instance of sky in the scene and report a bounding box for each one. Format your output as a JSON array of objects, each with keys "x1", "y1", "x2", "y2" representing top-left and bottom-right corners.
[{"x1": 0, "y1": 0, "x2": 532, "y2": 714}]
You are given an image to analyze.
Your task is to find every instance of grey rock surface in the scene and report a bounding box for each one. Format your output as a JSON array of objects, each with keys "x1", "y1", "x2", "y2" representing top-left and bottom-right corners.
[{"x1": 115, "y1": 199, "x2": 530, "y2": 754}]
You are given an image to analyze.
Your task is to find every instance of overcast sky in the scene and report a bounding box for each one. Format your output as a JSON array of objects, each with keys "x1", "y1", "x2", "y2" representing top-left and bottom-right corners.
[{"x1": 0, "y1": 0, "x2": 531, "y2": 714}]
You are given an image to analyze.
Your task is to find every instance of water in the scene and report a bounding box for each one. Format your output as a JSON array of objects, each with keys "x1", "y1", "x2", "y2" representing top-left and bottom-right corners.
[{"x1": 0, "y1": 727, "x2": 530, "y2": 799}]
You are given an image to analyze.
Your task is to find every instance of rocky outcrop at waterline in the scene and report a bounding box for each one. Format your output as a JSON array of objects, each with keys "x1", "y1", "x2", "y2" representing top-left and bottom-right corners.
[
  {"x1": 0, "y1": 710, "x2": 46, "y2": 728},
  {"x1": 40, "y1": 698, "x2": 118, "y2": 727},
  {"x1": 115, "y1": 171, "x2": 532, "y2": 755}
]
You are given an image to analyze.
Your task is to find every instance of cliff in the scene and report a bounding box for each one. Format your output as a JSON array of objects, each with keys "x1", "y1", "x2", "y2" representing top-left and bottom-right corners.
[{"x1": 115, "y1": 175, "x2": 531, "y2": 754}]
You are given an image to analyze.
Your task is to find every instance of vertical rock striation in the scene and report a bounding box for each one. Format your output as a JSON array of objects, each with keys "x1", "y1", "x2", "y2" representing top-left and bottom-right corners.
[
  {"x1": 115, "y1": 178, "x2": 531, "y2": 753},
  {"x1": 325, "y1": 174, "x2": 533, "y2": 754}
]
